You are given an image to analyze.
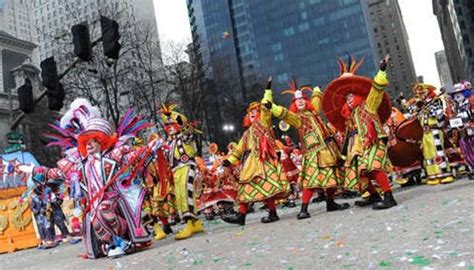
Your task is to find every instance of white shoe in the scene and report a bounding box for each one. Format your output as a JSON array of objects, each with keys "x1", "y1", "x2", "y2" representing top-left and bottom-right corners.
[{"x1": 107, "y1": 246, "x2": 126, "y2": 258}]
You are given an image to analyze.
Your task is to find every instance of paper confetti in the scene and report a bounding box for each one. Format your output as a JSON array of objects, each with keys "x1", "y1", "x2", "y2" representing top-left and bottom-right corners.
[{"x1": 409, "y1": 256, "x2": 431, "y2": 266}]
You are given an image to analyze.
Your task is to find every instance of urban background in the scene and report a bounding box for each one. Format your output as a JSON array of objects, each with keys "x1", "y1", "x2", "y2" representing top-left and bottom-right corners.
[{"x1": 0, "y1": 0, "x2": 472, "y2": 165}]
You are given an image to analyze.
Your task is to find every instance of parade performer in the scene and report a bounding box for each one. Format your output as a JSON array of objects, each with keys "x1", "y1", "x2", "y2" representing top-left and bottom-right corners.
[
  {"x1": 159, "y1": 104, "x2": 203, "y2": 240},
  {"x1": 322, "y1": 55, "x2": 397, "y2": 210},
  {"x1": 141, "y1": 134, "x2": 176, "y2": 241},
  {"x1": 40, "y1": 99, "x2": 157, "y2": 258},
  {"x1": 269, "y1": 82, "x2": 350, "y2": 219},
  {"x1": 447, "y1": 81, "x2": 473, "y2": 173},
  {"x1": 196, "y1": 153, "x2": 236, "y2": 220},
  {"x1": 275, "y1": 136, "x2": 299, "y2": 208},
  {"x1": 412, "y1": 83, "x2": 454, "y2": 184},
  {"x1": 30, "y1": 167, "x2": 56, "y2": 249},
  {"x1": 222, "y1": 83, "x2": 290, "y2": 226}
]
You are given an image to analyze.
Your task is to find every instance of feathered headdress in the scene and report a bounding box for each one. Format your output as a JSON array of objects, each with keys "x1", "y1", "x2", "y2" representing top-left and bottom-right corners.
[
  {"x1": 44, "y1": 98, "x2": 101, "y2": 153},
  {"x1": 322, "y1": 55, "x2": 391, "y2": 132},
  {"x1": 337, "y1": 55, "x2": 365, "y2": 77},
  {"x1": 281, "y1": 78, "x2": 313, "y2": 100},
  {"x1": 159, "y1": 104, "x2": 188, "y2": 125}
]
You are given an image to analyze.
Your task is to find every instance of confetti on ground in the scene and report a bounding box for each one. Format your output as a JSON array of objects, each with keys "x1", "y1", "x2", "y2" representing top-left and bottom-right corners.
[
  {"x1": 379, "y1": 260, "x2": 391, "y2": 267},
  {"x1": 409, "y1": 256, "x2": 431, "y2": 266}
]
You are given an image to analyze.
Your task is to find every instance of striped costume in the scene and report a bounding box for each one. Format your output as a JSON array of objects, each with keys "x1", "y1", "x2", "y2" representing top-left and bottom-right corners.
[{"x1": 418, "y1": 97, "x2": 454, "y2": 184}]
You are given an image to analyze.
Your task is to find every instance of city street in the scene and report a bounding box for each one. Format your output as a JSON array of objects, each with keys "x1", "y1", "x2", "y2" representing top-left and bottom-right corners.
[{"x1": 1, "y1": 178, "x2": 473, "y2": 270}]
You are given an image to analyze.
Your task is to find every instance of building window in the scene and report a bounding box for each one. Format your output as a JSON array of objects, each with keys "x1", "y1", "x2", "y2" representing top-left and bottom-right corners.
[
  {"x1": 274, "y1": 53, "x2": 284, "y2": 62},
  {"x1": 277, "y1": 73, "x2": 289, "y2": 82},
  {"x1": 298, "y1": 22, "x2": 309, "y2": 32},
  {"x1": 271, "y1": 42, "x2": 282, "y2": 52},
  {"x1": 301, "y1": 11, "x2": 307, "y2": 20},
  {"x1": 283, "y1": 27, "x2": 295, "y2": 37}
]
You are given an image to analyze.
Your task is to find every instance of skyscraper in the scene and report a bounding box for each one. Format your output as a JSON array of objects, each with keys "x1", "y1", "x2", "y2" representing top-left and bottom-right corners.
[
  {"x1": 188, "y1": 0, "x2": 379, "y2": 94},
  {"x1": 435, "y1": 50, "x2": 453, "y2": 87},
  {"x1": 433, "y1": 0, "x2": 473, "y2": 83},
  {"x1": 188, "y1": 0, "x2": 379, "y2": 143},
  {"x1": 366, "y1": 0, "x2": 417, "y2": 98},
  {"x1": 0, "y1": 0, "x2": 36, "y2": 43},
  {"x1": 32, "y1": 0, "x2": 160, "y2": 68}
]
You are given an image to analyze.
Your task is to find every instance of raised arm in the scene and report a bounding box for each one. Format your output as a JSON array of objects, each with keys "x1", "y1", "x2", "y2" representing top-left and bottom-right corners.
[{"x1": 365, "y1": 55, "x2": 390, "y2": 115}]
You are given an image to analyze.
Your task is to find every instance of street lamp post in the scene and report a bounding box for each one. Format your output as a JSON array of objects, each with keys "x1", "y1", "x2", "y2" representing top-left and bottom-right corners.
[{"x1": 222, "y1": 123, "x2": 235, "y2": 143}]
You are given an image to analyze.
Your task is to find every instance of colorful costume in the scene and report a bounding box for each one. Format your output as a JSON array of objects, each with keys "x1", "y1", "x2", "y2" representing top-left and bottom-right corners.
[
  {"x1": 30, "y1": 168, "x2": 56, "y2": 248},
  {"x1": 447, "y1": 81, "x2": 473, "y2": 173},
  {"x1": 270, "y1": 83, "x2": 350, "y2": 219},
  {"x1": 196, "y1": 148, "x2": 237, "y2": 220},
  {"x1": 412, "y1": 84, "x2": 454, "y2": 184},
  {"x1": 222, "y1": 86, "x2": 290, "y2": 225},
  {"x1": 323, "y1": 56, "x2": 397, "y2": 210},
  {"x1": 41, "y1": 99, "x2": 156, "y2": 258},
  {"x1": 159, "y1": 104, "x2": 203, "y2": 240},
  {"x1": 275, "y1": 136, "x2": 299, "y2": 208},
  {"x1": 141, "y1": 134, "x2": 176, "y2": 241}
]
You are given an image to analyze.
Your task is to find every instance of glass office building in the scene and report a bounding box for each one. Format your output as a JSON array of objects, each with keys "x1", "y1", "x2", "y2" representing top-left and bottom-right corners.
[
  {"x1": 188, "y1": 0, "x2": 378, "y2": 91},
  {"x1": 188, "y1": 0, "x2": 378, "y2": 143}
]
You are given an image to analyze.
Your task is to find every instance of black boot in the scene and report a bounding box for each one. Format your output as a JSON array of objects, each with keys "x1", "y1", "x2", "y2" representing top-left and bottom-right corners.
[
  {"x1": 285, "y1": 199, "x2": 297, "y2": 208},
  {"x1": 326, "y1": 199, "x2": 350, "y2": 212},
  {"x1": 247, "y1": 204, "x2": 255, "y2": 214},
  {"x1": 311, "y1": 193, "x2": 326, "y2": 203},
  {"x1": 163, "y1": 224, "x2": 173, "y2": 235},
  {"x1": 261, "y1": 210, "x2": 279, "y2": 223},
  {"x1": 355, "y1": 193, "x2": 382, "y2": 207},
  {"x1": 372, "y1": 191, "x2": 397, "y2": 210},
  {"x1": 222, "y1": 213, "x2": 246, "y2": 226},
  {"x1": 297, "y1": 203, "x2": 310, "y2": 220}
]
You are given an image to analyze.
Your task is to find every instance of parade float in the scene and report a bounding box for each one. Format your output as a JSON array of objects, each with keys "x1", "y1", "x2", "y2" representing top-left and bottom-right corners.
[{"x1": 0, "y1": 131, "x2": 40, "y2": 253}]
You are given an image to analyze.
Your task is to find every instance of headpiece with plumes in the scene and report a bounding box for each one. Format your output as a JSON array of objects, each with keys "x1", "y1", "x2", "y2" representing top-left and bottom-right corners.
[
  {"x1": 337, "y1": 55, "x2": 365, "y2": 77},
  {"x1": 281, "y1": 78, "x2": 313, "y2": 99},
  {"x1": 159, "y1": 103, "x2": 188, "y2": 125},
  {"x1": 60, "y1": 98, "x2": 101, "y2": 131}
]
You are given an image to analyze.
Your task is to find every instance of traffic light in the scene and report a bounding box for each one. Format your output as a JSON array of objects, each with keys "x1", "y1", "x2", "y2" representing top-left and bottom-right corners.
[
  {"x1": 17, "y1": 79, "x2": 34, "y2": 113},
  {"x1": 100, "y1": 16, "x2": 121, "y2": 59},
  {"x1": 40, "y1": 57, "x2": 64, "y2": 111},
  {"x1": 40, "y1": 57, "x2": 58, "y2": 90},
  {"x1": 71, "y1": 23, "x2": 92, "y2": 61},
  {"x1": 48, "y1": 83, "x2": 65, "y2": 111}
]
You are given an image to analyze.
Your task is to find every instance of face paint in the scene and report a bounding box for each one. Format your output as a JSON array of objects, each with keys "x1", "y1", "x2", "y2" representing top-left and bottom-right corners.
[
  {"x1": 295, "y1": 98, "x2": 306, "y2": 110},
  {"x1": 86, "y1": 139, "x2": 101, "y2": 155}
]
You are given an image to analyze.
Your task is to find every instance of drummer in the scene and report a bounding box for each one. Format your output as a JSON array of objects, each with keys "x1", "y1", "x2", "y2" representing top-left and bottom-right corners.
[{"x1": 412, "y1": 83, "x2": 454, "y2": 185}]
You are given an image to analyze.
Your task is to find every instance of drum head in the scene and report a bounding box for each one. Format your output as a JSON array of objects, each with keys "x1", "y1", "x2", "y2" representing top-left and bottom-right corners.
[
  {"x1": 388, "y1": 140, "x2": 422, "y2": 167},
  {"x1": 396, "y1": 118, "x2": 423, "y2": 141}
]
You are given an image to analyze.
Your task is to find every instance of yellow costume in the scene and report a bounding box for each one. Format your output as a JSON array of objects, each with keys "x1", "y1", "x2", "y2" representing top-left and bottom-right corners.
[
  {"x1": 413, "y1": 84, "x2": 454, "y2": 185},
  {"x1": 160, "y1": 104, "x2": 203, "y2": 240},
  {"x1": 228, "y1": 99, "x2": 290, "y2": 203},
  {"x1": 271, "y1": 88, "x2": 341, "y2": 190}
]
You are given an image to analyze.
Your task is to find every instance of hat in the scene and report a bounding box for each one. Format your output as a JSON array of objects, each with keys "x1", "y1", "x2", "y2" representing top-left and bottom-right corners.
[
  {"x1": 32, "y1": 166, "x2": 47, "y2": 184},
  {"x1": 160, "y1": 104, "x2": 188, "y2": 126},
  {"x1": 77, "y1": 117, "x2": 117, "y2": 157},
  {"x1": 412, "y1": 83, "x2": 436, "y2": 96},
  {"x1": 449, "y1": 81, "x2": 472, "y2": 97},
  {"x1": 281, "y1": 79, "x2": 312, "y2": 100},
  {"x1": 322, "y1": 56, "x2": 392, "y2": 132}
]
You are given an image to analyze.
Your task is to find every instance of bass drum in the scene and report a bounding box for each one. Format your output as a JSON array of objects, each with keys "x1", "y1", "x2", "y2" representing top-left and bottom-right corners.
[
  {"x1": 396, "y1": 117, "x2": 423, "y2": 141},
  {"x1": 388, "y1": 117, "x2": 423, "y2": 167},
  {"x1": 388, "y1": 140, "x2": 422, "y2": 167}
]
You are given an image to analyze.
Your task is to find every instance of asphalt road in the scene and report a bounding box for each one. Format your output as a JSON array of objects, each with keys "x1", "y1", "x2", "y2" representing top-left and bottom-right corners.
[{"x1": 1, "y1": 177, "x2": 473, "y2": 270}]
